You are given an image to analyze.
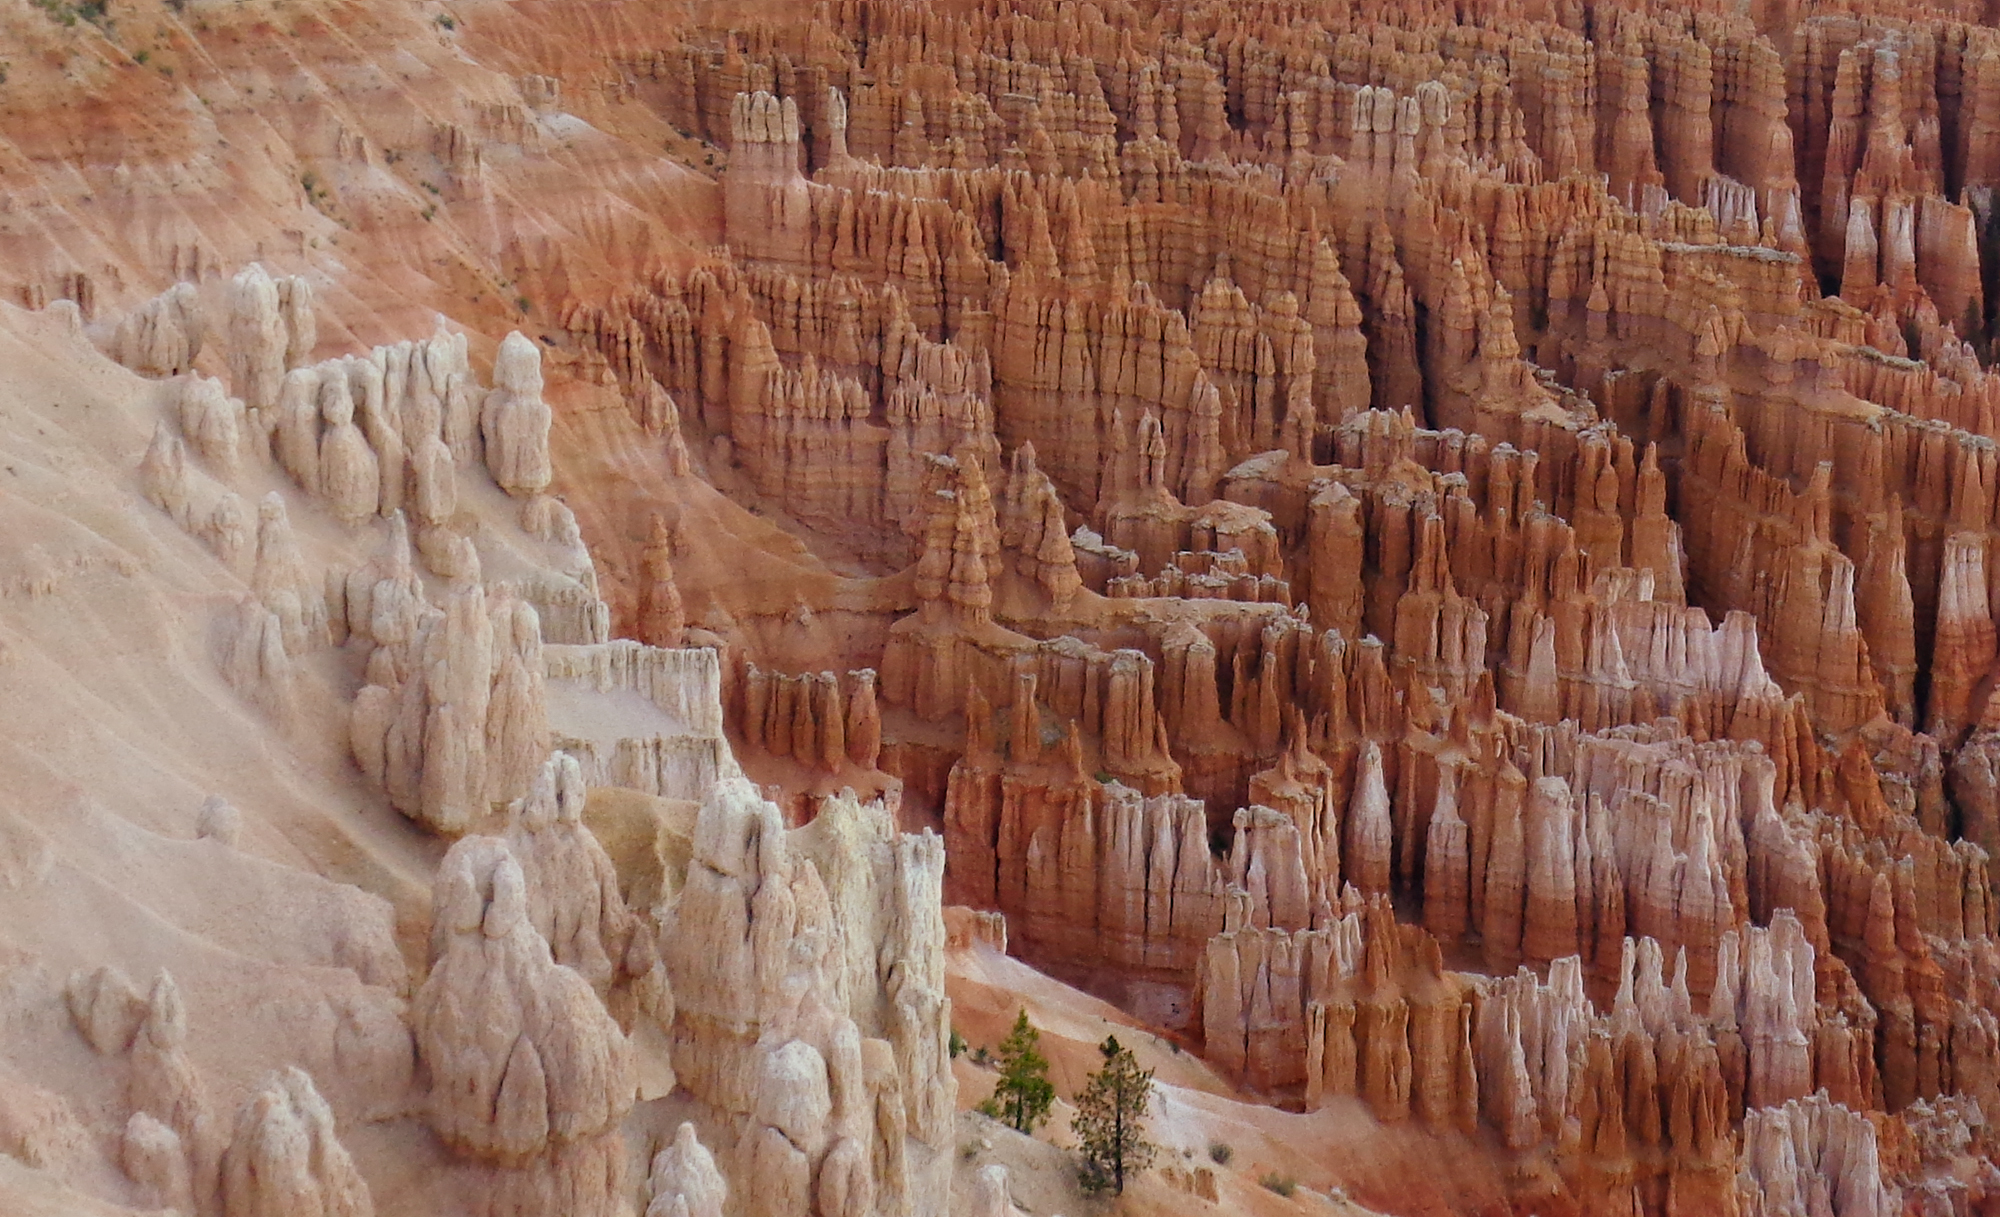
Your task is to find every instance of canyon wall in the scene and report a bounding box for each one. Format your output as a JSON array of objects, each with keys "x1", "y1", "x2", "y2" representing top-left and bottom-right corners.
[{"x1": 18, "y1": 0, "x2": 2000, "y2": 1212}]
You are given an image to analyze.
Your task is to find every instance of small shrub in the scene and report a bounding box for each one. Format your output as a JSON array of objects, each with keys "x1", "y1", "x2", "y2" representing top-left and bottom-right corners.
[
  {"x1": 970, "y1": 1046, "x2": 993, "y2": 1067},
  {"x1": 948, "y1": 1029, "x2": 967, "y2": 1060},
  {"x1": 514, "y1": 295, "x2": 532, "y2": 314},
  {"x1": 435, "y1": 13, "x2": 455, "y2": 29},
  {"x1": 133, "y1": 49, "x2": 148, "y2": 65},
  {"x1": 1207, "y1": 1142, "x2": 1233, "y2": 1166},
  {"x1": 1260, "y1": 1173, "x2": 1296, "y2": 1197},
  {"x1": 31, "y1": 0, "x2": 80, "y2": 28},
  {"x1": 299, "y1": 172, "x2": 336, "y2": 216}
]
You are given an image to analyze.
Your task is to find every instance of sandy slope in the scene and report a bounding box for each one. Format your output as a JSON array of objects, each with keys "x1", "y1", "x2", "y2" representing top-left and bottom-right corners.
[
  {"x1": 946, "y1": 942, "x2": 1510, "y2": 1217},
  {"x1": 0, "y1": 298, "x2": 546, "y2": 1213}
]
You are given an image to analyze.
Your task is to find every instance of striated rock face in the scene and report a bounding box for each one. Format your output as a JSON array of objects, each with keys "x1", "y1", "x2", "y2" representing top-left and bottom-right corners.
[
  {"x1": 346, "y1": 540, "x2": 561, "y2": 834},
  {"x1": 662, "y1": 779, "x2": 956, "y2": 1217},
  {"x1": 1199, "y1": 891, "x2": 1479, "y2": 1128},
  {"x1": 1739, "y1": 1091, "x2": 1897, "y2": 1217}
]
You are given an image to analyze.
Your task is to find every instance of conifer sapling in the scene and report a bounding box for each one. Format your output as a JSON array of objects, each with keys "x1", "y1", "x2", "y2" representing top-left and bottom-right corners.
[
  {"x1": 978, "y1": 1009, "x2": 1055, "y2": 1134},
  {"x1": 1072, "y1": 1034, "x2": 1156, "y2": 1195}
]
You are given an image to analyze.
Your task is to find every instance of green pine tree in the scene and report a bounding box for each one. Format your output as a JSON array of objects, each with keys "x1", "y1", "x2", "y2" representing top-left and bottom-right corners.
[
  {"x1": 1072, "y1": 1034, "x2": 1156, "y2": 1195},
  {"x1": 978, "y1": 1009, "x2": 1055, "y2": 1133}
]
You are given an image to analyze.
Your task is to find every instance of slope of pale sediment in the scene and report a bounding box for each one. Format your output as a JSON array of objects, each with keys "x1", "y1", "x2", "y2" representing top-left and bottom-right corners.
[
  {"x1": 0, "y1": 303, "x2": 433, "y2": 894},
  {"x1": 0, "y1": 300, "x2": 448, "y2": 1210},
  {"x1": 947, "y1": 942, "x2": 1507, "y2": 1217},
  {"x1": 950, "y1": 942, "x2": 1240, "y2": 1099},
  {"x1": 0, "y1": 1153, "x2": 154, "y2": 1217},
  {"x1": 952, "y1": 1108, "x2": 1395, "y2": 1217}
]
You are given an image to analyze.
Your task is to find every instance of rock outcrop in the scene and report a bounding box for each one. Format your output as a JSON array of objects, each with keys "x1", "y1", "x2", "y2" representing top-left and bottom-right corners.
[
  {"x1": 416, "y1": 835, "x2": 635, "y2": 1217},
  {"x1": 645, "y1": 1123, "x2": 726, "y2": 1217},
  {"x1": 219, "y1": 1068, "x2": 373, "y2": 1217},
  {"x1": 661, "y1": 780, "x2": 956, "y2": 1217},
  {"x1": 483, "y1": 334, "x2": 554, "y2": 499}
]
